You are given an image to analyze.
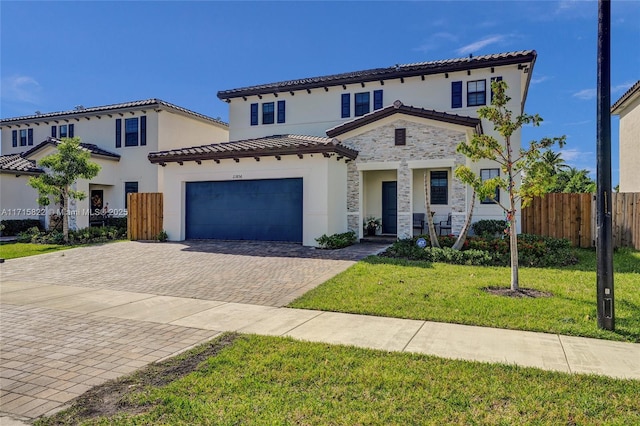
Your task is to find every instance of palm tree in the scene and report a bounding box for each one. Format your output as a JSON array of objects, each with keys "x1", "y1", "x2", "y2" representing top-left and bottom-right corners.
[{"x1": 541, "y1": 150, "x2": 570, "y2": 175}]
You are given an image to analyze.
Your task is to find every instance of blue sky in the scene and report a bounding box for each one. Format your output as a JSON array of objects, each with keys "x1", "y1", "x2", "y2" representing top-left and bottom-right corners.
[{"x1": 2, "y1": 1, "x2": 638, "y2": 185}]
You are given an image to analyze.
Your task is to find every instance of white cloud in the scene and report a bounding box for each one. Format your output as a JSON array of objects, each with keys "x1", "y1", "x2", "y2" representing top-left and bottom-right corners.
[
  {"x1": 563, "y1": 120, "x2": 591, "y2": 126},
  {"x1": 414, "y1": 32, "x2": 457, "y2": 53},
  {"x1": 456, "y1": 35, "x2": 505, "y2": 56},
  {"x1": 572, "y1": 88, "x2": 596, "y2": 100},
  {"x1": 612, "y1": 81, "x2": 635, "y2": 93},
  {"x1": 1, "y1": 75, "x2": 41, "y2": 104},
  {"x1": 559, "y1": 148, "x2": 588, "y2": 162},
  {"x1": 531, "y1": 76, "x2": 551, "y2": 85}
]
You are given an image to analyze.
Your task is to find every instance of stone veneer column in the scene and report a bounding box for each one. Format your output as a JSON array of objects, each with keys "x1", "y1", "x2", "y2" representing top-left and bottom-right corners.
[
  {"x1": 346, "y1": 162, "x2": 361, "y2": 235},
  {"x1": 397, "y1": 161, "x2": 412, "y2": 239}
]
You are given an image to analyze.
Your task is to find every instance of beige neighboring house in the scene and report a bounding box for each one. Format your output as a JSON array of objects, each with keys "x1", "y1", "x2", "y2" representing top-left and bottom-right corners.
[
  {"x1": 611, "y1": 80, "x2": 640, "y2": 193},
  {"x1": 150, "y1": 50, "x2": 537, "y2": 246},
  {"x1": 0, "y1": 99, "x2": 228, "y2": 230}
]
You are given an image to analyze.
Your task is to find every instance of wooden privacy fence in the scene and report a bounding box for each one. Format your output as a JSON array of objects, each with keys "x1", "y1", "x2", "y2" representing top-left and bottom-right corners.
[
  {"x1": 522, "y1": 192, "x2": 640, "y2": 249},
  {"x1": 127, "y1": 193, "x2": 163, "y2": 241}
]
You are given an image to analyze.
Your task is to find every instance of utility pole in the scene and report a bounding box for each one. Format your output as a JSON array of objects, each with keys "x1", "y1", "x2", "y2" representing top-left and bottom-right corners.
[{"x1": 596, "y1": 0, "x2": 614, "y2": 330}]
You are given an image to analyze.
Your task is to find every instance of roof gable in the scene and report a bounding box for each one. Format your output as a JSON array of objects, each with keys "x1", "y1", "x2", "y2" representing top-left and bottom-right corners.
[
  {"x1": 326, "y1": 101, "x2": 482, "y2": 138},
  {"x1": 218, "y1": 50, "x2": 536, "y2": 100},
  {"x1": 22, "y1": 138, "x2": 121, "y2": 161}
]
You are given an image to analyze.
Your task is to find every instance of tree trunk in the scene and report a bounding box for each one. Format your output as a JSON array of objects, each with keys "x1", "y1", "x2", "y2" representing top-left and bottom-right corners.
[
  {"x1": 452, "y1": 188, "x2": 476, "y2": 250},
  {"x1": 509, "y1": 211, "x2": 519, "y2": 290},
  {"x1": 424, "y1": 171, "x2": 440, "y2": 248},
  {"x1": 62, "y1": 187, "x2": 69, "y2": 243}
]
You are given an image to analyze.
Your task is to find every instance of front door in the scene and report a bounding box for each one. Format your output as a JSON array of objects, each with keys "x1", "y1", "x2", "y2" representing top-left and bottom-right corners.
[{"x1": 381, "y1": 181, "x2": 397, "y2": 234}]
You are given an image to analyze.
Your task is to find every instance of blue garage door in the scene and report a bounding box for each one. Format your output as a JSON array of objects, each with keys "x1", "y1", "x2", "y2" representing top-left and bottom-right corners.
[{"x1": 185, "y1": 178, "x2": 303, "y2": 242}]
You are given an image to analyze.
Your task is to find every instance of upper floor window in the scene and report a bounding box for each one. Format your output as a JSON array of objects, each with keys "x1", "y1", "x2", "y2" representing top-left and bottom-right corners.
[
  {"x1": 451, "y1": 81, "x2": 463, "y2": 108},
  {"x1": 262, "y1": 102, "x2": 275, "y2": 125},
  {"x1": 12, "y1": 129, "x2": 33, "y2": 147},
  {"x1": 467, "y1": 80, "x2": 486, "y2": 107},
  {"x1": 51, "y1": 124, "x2": 74, "y2": 139},
  {"x1": 480, "y1": 168, "x2": 500, "y2": 204},
  {"x1": 430, "y1": 171, "x2": 448, "y2": 205},
  {"x1": 116, "y1": 115, "x2": 146, "y2": 148},
  {"x1": 354, "y1": 92, "x2": 370, "y2": 117}
]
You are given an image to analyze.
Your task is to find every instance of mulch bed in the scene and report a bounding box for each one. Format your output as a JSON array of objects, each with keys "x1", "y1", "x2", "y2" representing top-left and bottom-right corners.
[{"x1": 483, "y1": 287, "x2": 553, "y2": 298}]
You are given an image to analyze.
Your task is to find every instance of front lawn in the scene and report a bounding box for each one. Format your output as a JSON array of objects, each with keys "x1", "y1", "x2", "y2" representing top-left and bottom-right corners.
[
  {"x1": 37, "y1": 334, "x2": 640, "y2": 425},
  {"x1": 290, "y1": 248, "x2": 640, "y2": 342},
  {"x1": 0, "y1": 242, "x2": 72, "y2": 259}
]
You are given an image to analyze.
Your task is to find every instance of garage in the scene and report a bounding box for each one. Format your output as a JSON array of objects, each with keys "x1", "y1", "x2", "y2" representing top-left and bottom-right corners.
[{"x1": 185, "y1": 178, "x2": 303, "y2": 242}]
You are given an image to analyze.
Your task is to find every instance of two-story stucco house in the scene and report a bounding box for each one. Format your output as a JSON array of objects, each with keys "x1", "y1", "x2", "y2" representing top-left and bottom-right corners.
[
  {"x1": 150, "y1": 50, "x2": 536, "y2": 246},
  {"x1": 611, "y1": 80, "x2": 640, "y2": 193},
  {"x1": 0, "y1": 99, "x2": 228, "y2": 229}
]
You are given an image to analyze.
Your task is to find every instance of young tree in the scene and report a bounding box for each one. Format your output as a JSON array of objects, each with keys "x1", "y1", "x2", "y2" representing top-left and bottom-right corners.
[
  {"x1": 29, "y1": 137, "x2": 101, "y2": 242},
  {"x1": 423, "y1": 171, "x2": 440, "y2": 248},
  {"x1": 456, "y1": 81, "x2": 565, "y2": 291}
]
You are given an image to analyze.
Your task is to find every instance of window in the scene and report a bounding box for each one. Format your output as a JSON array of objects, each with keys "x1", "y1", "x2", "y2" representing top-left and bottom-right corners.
[
  {"x1": 250, "y1": 103, "x2": 258, "y2": 126},
  {"x1": 262, "y1": 102, "x2": 275, "y2": 124},
  {"x1": 341, "y1": 93, "x2": 350, "y2": 118},
  {"x1": 51, "y1": 124, "x2": 74, "y2": 139},
  {"x1": 115, "y1": 119, "x2": 122, "y2": 148},
  {"x1": 451, "y1": 81, "x2": 463, "y2": 108},
  {"x1": 395, "y1": 128, "x2": 406, "y2": 146},
  {"x1": 354, "y1": 92, "x2": 370, "y2": 117},
  {"x1": 373, "y1": 90, "x2": 383, "y2": 110},
  {"x1": 124, "y1": 181, "x2": 138, "y2": 208},
  {"x1": 430, "y1": 171, "x2": 448, "y2": 205},
  {"x1": 277, "y1": 100, "x2": 286, "y2": 123},
  {"x1": 12, "y1": 130, "x2": 17, "y2": 147},
  {"x1": 480, "y1": 168, "x2": 500, "y2": 204},
  {"x1": 467, "y1": 80, "x2": 486, "y2": 106},
  {"x1": 490, "y1": 76, "x2": 503, "y2": 103},
  {"x1": 19, "y1": 129, "x2": 27, "y2": 146},
  {"x1": 125, "y1": 117, "x2": 139, "y2": 146}
]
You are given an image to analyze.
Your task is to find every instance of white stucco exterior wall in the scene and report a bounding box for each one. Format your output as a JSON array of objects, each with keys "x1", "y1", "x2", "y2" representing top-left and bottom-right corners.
[
  {"x1": 617, "y1": 95, "x2": 640, "y2": 192},
  {"x1": 158, "y1": 155, "x2": 349, "y2": 246},
  {"x1": 0, "y1": 174, "x2": 41, "y2": 222}
]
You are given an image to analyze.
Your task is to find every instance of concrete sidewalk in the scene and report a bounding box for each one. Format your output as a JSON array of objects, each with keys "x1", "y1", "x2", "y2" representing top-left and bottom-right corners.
[{"x1": 2, "y1": 282, "x2": 639, "y2": 423}]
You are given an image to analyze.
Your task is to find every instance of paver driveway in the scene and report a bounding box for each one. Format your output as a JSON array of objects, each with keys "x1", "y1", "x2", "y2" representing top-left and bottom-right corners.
[{"x1": 0, "y1": 240, "x2": 388, "y2": 421}]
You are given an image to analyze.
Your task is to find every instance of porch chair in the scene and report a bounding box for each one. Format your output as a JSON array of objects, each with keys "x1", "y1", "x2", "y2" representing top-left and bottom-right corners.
[
  {"x1": 438, "y1": 213, "x2": 452, "y2": 236},
  {"x1": 412, "y1": 213, "x2": 425, "y2": 234}
]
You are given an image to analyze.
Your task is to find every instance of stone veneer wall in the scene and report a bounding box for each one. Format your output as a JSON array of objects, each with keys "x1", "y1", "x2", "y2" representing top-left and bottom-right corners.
[{"x1": 342, "y1": 118, "x2": 468, "y2": 238}]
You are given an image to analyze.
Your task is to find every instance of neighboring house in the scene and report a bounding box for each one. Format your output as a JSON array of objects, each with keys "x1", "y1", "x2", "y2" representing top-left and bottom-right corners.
[
  {"x1": 611, "y1": 80, "x2": 640, "y2": 193},
  {"x1": 0, "y1": 155, "x2": 43, "y2": 224},
  {"x1": 0, "y1": 99, "x2": 228, "y2": 229},
  {"x1": 150, "y1": 50, "x2": 536, "y2": 246}
]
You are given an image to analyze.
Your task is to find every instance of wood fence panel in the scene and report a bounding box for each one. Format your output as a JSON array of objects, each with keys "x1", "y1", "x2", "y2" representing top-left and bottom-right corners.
[
  {"x1": 522, "y1": 193, "x2": 639, "y2": 249},
  {"x1": 127, "y1": 193, "x2": 163, "y2": 241}
]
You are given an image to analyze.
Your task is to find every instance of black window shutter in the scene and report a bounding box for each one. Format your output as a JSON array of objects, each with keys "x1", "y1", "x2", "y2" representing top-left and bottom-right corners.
[
  {"x1": 28, "y1": 129, "x2": 34, "y2": 145},
  {"x1": 12, "y1": 130, "x2": 17, "y2": 147},
  {"x1": 250, "y1": 103, "x2": 258, "y2": 126},
  {"x1": 115, "y1": 119, "x2": 122, "y2": 148},
  {"x1": 277, "y1": 100, "x2": 285, "y2": 123},
  {"x1": 51, "y1": 126, "x2": 57, "y2": 138},
  {"x1": 490, "y1": 76, "x2": 503, "y2": 103},
  {"x1": 69, "y1": 123, "x2": 75, "y2": 138},
  {"x1": 341, "y1": 93, "x2": 350, "y2": 118},
  {"x1": 140, "y1": 116, "x2": 147, "y2": 146},
  {"x1": 451, "y1": 81, "x2": 463, "y2": 108},
  {"x1": 374, "y1": 90, "x2": 383, "y2": 110}
]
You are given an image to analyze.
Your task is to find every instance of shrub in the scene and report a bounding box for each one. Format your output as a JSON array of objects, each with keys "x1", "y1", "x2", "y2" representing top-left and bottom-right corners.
[
  {"x1": 105, "y1": 216, "x2": 127, "y2": 231},
  {"x1": 17, "y1": 226, "x2": 126, "y2": 245},
  {"x1": 315, "y1": 231, "x2": 357, "y2": 249},
  {"x1": 385, "y1": 234, "x2": 576, "y2": 267},
  {"x1": 471, "y1": 219, "x2": 508, "y2": 237},
  {"x1": 156, "y1": 230, "x2": 168, "y2": 242},
  {"x1": 1, "y1": 219, "x2": 44, "y2": 236}
]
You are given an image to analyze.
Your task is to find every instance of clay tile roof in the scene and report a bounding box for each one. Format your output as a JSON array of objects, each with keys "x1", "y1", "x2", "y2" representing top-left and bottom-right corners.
[
  {"x1": 22, "y1": 137, "x2": 121, "y2": 160},
  {"x1": 148, "y1": 134, "x2": 358, "y2": 164},
  {"x1": 217, "y1": 50, "x2": 536, "y2": 99},
  {"x1": 611, "y1": 80, "x2": 640, "y2": 114},
  {"x1": 0, "y1": 98, "x2": 228, "y2": 127},
  {"x1": 326, "y1": 101, "x2": 482, "y2": 138},
  {"x1": 0, "y1": 154, "x2": 43, "y2": 175}
]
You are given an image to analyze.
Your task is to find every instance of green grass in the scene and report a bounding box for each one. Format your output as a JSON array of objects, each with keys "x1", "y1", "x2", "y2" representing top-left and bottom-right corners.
[
  {"x1": 37, "y1": 334, "x2": 640, "y2": 425},
  {"x1": 0, "y1": 242, "x2": 72, "y2": 259},
  {"x1": 290, "y1": 248, "x2": 640, "y2": 342}
]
